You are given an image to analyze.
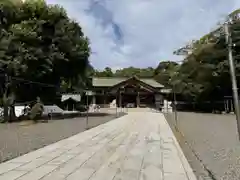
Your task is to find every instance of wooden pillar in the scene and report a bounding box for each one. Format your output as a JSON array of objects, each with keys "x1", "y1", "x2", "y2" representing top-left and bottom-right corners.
[
  {"x1": 103, "y1": 90, "x2": 106, "y2": 107},
  {"x1": 155, "y1": 93, "x2": 161, "y2": 109},
  {"x1": 136, "y1": 91, "x2": 140, "y2": 107},
  {"x1": 119, "y1": 90, "x2": 122, "y2": 108},
  {"x1": 92, "y1": 96, "x2": 96, "y2": 104},
  {"x1": 115, "y1": 92, "x2": 118, "y2": 108}
]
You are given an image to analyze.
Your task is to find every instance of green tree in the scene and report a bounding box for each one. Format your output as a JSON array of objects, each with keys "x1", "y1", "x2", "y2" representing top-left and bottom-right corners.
[
  {"x1": 154, "y1": 61, "x2": 178, "y2": 87},
  {"x1": 95, "y1": 67, "x2": 113, "y2": 77},
  {"x1": 171, "y1": 9, "x2": 240, "y2": 110},
  {"x1": 114, "y1": 67, "x2": 154, "y2": 77},
  {"x1": 0, "y1": 0, "x2": 90, "y2": 121}
]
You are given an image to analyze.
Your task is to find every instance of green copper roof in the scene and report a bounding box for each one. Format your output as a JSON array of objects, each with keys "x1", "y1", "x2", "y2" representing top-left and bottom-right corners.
[
  {"x1": 92, "y1": 77, "x2": 125, "y2": 87},
  {"x1": 141, "y1": 79, "x2": 164, "y2": 88},
  {"x1": 92, "y1": 77, "x2": 164, "y2": 88}
]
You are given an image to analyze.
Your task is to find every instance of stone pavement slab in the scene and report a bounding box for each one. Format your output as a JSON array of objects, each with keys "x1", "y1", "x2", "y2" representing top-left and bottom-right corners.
[{"x1": 0, "y1": 109, "x2": 197, "y2": 180}]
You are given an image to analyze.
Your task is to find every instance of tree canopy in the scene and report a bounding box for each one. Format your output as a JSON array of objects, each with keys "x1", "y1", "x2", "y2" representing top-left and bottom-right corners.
[
  {"x1": 170, "y1": 9, "x2": 240, "y2": 108},
  {"x1": 0, "y1": 0, "x2": 90, "y2": 121}
]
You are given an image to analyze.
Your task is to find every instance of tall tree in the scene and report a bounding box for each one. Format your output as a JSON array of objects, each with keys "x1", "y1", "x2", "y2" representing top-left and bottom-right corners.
[
  {"x1": 171, "y1": 8, "x2": 240, "y2": 109},
  {"x1": 154, "y1": 61, "x2": 178, "y2": 87},
  {"x1": 0, "y1": 0, "x2": 90, "y2": 121}
]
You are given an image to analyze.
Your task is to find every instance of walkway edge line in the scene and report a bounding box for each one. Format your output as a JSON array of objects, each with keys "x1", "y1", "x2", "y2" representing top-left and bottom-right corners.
[{"x1": 161, "y1": 113, "x2": 197, "y2": 180}]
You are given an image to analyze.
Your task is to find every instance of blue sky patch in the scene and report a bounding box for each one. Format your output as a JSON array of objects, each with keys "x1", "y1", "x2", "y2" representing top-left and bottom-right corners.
[{"x1": 47, "y1": 0, "x2": 239, "y2": 69}]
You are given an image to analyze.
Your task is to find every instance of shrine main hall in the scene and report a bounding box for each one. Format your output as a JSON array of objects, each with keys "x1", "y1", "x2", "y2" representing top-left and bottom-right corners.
[{"x1": 88, "y1": 76, "x2": 170, "y2": 109}]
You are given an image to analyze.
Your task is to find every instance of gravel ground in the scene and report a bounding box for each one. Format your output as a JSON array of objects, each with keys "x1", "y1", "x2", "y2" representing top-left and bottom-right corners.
[
  {"x1": 0, "y1": 113, "x2": 125, "y2": 163},
  {"x1": 164, "y1": 112, "x2": 240, "y2": 180}
]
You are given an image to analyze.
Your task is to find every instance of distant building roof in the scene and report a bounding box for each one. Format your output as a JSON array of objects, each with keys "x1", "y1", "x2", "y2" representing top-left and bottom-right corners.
[
  {"x1": 92, "y1": 77, "x2": 164, "y2": 88},
  {"x1": 92, "y1": 77, "x2": 125, "y2": 87}
]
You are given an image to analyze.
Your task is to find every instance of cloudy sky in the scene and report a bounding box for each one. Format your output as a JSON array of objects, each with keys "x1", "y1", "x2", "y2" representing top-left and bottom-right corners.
[{"x1": 46, "y1": 0, "x2": 240, "y2": 70}]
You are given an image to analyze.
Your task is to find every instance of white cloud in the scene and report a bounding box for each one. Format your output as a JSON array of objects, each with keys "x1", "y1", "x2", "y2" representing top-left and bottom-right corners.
[{"x1": 46, "y1": 0, "x2": 239, "y2": 69}]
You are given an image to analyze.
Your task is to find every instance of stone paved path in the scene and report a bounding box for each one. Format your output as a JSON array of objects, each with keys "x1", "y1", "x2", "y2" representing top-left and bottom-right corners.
[{"x1": 0, "y1": 110, "x2": 196, "y2": 180}]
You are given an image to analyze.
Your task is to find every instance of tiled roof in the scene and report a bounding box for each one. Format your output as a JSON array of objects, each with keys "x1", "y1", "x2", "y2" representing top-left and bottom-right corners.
[
  {"x1": 92, "y1": 77, "x2": 164, "y2": 88},
  {"x1": 140, "y1": 79, "x2": 164, "y2": 88},
  {"x1": 92, "y1": 77, "x2": 125, "y2": 87}
]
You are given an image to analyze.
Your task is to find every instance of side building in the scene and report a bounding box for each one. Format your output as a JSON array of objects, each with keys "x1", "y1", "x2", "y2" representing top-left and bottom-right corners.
[{"x1": 88, "y1": 76, "x2": 170, "y2": 109}]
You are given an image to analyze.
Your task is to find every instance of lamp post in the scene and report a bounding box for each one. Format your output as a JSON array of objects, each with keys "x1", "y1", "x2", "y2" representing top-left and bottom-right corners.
[
  {"x1": 115, "y1": 93, "x2": 118, "y2": 118},
  {"x1": 173, "y1": 84, "x2": 178, "y2": 129},
  {"x1": 168, "y1": 73, "x2": 178, "y2": 129},
  {"x1": 169, "y1": 77, "x2": 178, "y2": 130},
  {"x1": 86, "y1": 93, "x2": 89, "y2": 129},
  {"x1": 85, "y1": 90, "x2": 91, "y2": 130}
]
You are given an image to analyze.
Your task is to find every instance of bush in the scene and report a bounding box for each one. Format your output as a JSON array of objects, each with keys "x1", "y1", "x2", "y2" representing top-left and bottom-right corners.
[{"x1": 75, "y1": 104, "x2": 87, "y2": 112}]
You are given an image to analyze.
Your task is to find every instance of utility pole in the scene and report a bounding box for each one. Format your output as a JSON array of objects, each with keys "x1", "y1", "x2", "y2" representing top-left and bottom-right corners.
[{"x1": 224, "y1": 22, "x2": 240, "y2": 141}]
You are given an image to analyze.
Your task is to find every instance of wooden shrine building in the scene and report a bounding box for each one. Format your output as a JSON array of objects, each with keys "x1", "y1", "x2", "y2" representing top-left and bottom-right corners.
[{"x1": 89, "y1": 76, "x2": 170, "y2": 109}]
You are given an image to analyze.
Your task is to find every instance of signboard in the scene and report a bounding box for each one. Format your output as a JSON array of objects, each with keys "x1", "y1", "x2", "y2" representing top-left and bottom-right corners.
[
  {"x1": 86, "y1": 91, "x2": 95, "y2": 96},
  {"x1": 161, "y1": 89, "x2": 172, "y2": 93}
]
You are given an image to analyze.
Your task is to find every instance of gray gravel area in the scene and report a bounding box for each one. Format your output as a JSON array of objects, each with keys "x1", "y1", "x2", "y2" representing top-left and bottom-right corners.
[
  {"x1": 0, "y1": 113, "x2": 125, "y2": 163},
  {"x1": 164, "y1": 112, "x2": 240, "y2": 180}
]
